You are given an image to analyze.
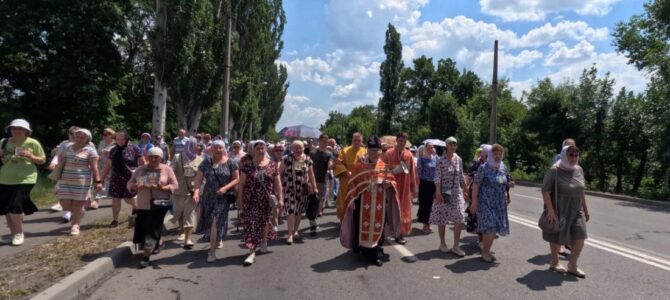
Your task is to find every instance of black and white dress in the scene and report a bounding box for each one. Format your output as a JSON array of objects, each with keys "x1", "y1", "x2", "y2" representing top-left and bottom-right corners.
[{"x1": 281, "y1": 155, "x2": 313, "y2": 215}]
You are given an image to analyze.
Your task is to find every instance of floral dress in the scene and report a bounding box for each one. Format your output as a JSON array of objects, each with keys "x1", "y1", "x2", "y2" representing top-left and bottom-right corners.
[
  {"x1": 241, "y1": 159, "x2": 278, "y2": 249},
  {"x1": 281, "y1": 155, "x2": 313, "y2": 215},
  {"x1": 108, "y1": 143, "x2": 142, "y2": 199},
  {"x1": 195, "y1": 157, "x2": 238, "y2": 241},
  {"x1": 473, "y1": 163, "x2": 510, "y2": 236},
  {"x1": 429, "y1": 154, "x2": 467, "y2": 225}
]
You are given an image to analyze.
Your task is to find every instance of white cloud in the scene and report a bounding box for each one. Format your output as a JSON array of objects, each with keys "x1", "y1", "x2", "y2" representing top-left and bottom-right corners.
[
  {"x1": 471, "y1": 50, "x2": 543, "y2": 77},
  {"x1": 547, "y1": 52, "x2": 649, "y2": 94},
  {"x1": 331, "y1": 83, "x2": 358, "y2": 98},
  {"x1": 544, "y1": 40, "x2": 595, "y2": 66},
  {"x1": 508, "y1": 79, "x2": 534, "y2": 100},
  {"x1": 276, "y1": 95, "x2": 329, "y2": 129},
  {"x1": 326, "y1": 0, "x2": 428, "y2": 51},
  {"x1": 518, "y1": 21, "x2": 608, "y2": 48},
  {"x1": 480, "y1": 0, "x2": 622, "y2": 22},
  {"x1": 280, "y1": 56, "x2": 337, "y2": 86}
]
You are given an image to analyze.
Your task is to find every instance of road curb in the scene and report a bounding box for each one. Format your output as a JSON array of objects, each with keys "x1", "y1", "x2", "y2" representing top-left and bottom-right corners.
[
  {"x1": 31, "y1": 241, "x2": 134, "y2": 300},
  {"x1": 516, "y1": 181, "x2": 670, "y2": 208}
]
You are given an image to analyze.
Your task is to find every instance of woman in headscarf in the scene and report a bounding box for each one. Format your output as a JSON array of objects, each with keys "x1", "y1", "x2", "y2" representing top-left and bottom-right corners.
[
  {"x1": 193, "y1": 140, "x2": 239, "y2": 262},
  {"x1": 429, "y1": 137, "x2": 468, "y2": 257},
  {"x1": 101, "y1": 130, "x2": 145, "y2": 228},
  {"x1": 170, "y1": 137, "x2": 204, "y2": 249},
  {"x1": 279, "y1": 140, "x2": 317, "y2": 244},
  {"x1": 127, "y1": 147, "x2": 178, "y2": 268},
  {"x1": 55, "y1": 129, "x2": 103, "y2": 236},
  {"x1": 542, "y1": 145, "x2": 589, "y2": 278},
  {"x1": 470, "y1": 144, "x2": 511, "y2": 263},
  {"x1": 138, "y1": 132, "x2": 154, "y2": 156},
  {"x1": 94, "y1": 128, "x2": 116, "y2": 203},
  {"x1": 237, "y1": 140, "x2": 283, "y2": 265},
  {"x1": 0, "y1": 119, "x2": 46, "y2": 246}
]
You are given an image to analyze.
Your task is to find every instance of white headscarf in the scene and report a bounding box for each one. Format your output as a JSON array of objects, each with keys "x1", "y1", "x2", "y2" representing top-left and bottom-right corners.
[
  {"x1": 554, "y1": 145, "x2": 578, "y2": 171},
  {"x1": 485, "y1": 145, "x2": 505, "y2": 169}
]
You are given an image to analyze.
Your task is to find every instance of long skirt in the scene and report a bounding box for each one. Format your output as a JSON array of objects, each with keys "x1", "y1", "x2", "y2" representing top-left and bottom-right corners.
[{"x1": 133, "y1": 204, "x2": 169, "y2": 251}]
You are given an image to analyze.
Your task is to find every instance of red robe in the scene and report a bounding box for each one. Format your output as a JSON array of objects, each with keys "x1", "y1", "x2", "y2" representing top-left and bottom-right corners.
[
  {"x1": 340, "y1": 158, "x2": 401, "y2": 249},
  {"x1": 383, "y1": 148, "x2": 417, "y2": 235}
]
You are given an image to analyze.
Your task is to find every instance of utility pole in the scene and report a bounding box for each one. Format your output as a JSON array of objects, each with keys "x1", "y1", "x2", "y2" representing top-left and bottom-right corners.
[
  {"x1": 219, "y1": 0, "x2": 233, "y2": 140},
  {"x1": 489, "y1": 40, "x2": 498, "y2": 144}
]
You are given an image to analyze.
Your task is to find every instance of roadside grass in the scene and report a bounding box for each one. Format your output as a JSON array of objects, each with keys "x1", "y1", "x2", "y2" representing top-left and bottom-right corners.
[
  {"x1": 0, "y1": 213, "x2": 133, "y2": 299},
  {"x1": 31, "y1": 172, "x2": 58, "y2": 208}
]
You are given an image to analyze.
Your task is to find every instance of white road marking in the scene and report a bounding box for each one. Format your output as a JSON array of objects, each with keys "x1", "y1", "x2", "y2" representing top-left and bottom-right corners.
[
  {"x1": 508, "y1": 213, "x2": 670, "y2": 272},
  {"x1": 391, "y1": 243, "x2": 419, "y2": 262}
]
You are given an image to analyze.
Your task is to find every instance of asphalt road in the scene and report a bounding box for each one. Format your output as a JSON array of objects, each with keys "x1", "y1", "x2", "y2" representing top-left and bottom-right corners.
[{"x1": 85, "y1": 185, "x2": 670, "y2": 300}]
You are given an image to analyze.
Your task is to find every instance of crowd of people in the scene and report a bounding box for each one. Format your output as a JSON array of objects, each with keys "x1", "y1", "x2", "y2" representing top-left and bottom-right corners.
[{"x1": 0, "y1": 118, "x2": 589, "y2": 278}]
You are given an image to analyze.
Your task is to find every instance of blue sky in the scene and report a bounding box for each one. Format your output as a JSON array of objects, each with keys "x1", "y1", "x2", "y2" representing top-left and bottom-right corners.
[{"x1": 276, "y1": 0, "x2": 649, "y2": 130}]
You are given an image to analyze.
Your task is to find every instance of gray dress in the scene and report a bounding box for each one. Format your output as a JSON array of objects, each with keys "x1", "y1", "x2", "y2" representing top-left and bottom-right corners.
[{"x1": 541, "y1": 166, "x2": 588, "y2": 244}]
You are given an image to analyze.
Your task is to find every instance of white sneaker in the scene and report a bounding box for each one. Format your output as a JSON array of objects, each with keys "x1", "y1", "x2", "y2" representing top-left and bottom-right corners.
[
  {"x1": 50, "y1": 203, "x2": 63, "y2": 212},
  {"x1": 244, "y1": 253, "x2": 256, "y2": 265},
  {"x1": 62, "y1": 211, "x2": 72, "y2": 223},
  {"x1": 216, "y1": 241, "x2": 223, "y2": 249},
  {"x1": 207, "y1": 252, "x2": 217, "y2": 263},
  {"x1": 439, "y1": 244, "x2": 449, "y2": 253},
  {"x1": 12, "y1": 233, "x2": 24, "y2": 246},
  {"x1": 451, "y1": 246, "x2": 466, "y2": 257}
]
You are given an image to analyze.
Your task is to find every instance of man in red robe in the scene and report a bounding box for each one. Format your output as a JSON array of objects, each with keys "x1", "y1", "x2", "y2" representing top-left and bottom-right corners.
[
  {"x1": 340, "y1": 136, "x2": 401, "y2": 266},
  {"x1": 382, "y1": 132, "x2": 417, "y2": 244}
]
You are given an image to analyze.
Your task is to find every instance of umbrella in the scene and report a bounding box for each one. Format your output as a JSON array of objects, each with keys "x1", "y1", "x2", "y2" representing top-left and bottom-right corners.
[
  {"x1": 423, "y1": 139, "x2": 446, "y2": 147},
  {"x1": 380, "y1": 135, "x2": 412, "y2": 148},
  {"x1": 278, "y1": 125, "x2": 322, "y2": 139}
]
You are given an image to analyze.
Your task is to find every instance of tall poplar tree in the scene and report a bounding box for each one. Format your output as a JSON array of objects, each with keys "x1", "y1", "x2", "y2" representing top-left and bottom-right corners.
[{"x1": 378, "y1": 24, "x2": 403, "y2": 135}]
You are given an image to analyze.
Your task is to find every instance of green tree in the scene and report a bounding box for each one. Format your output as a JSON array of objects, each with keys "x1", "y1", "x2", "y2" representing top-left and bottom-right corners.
[
  {"x1": 427, "y1": 91, "x2": 459, "y2": 139},
  {"x1": 378, "y1": 24, "x2": 403, "y2": 135}
]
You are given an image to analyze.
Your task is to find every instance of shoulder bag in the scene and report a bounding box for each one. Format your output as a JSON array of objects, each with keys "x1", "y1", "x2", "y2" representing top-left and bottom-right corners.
[
  {"x1": 538, "y1": 168, "x2": 565, "y2": 233},
  {"x1": 48, "y1": 145, "x2": 67, "y2": 181},
  {"x1": 255, "y1": 160, "x2": 278, "y2": 209}
]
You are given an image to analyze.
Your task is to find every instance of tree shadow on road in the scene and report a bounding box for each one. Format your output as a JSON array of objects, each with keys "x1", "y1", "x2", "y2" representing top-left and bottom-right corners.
[
  {"x1": 445, "y1": 257, "x2": 497, "y2": 273},
  {"x1": 310, "y1": 251, "x2": 370, "y2": 273},
  {"x1": 152, "y1": 248, "x2": 249, "y2": 269},
  {"x1": 516, "y1": 269, "x2": 578, "y2": 291},
  {"x1": 615, "y1": 201, "x2": 670, "y2": 214}
]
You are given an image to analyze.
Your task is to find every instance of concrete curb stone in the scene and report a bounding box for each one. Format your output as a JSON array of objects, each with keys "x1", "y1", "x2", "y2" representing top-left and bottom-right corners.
[
  {"x1": 516, "y1": 181, "x2": 670, "y2": 208},
  {"x1": 31, "y1": 241, "x2": 134, "y2": 300}
]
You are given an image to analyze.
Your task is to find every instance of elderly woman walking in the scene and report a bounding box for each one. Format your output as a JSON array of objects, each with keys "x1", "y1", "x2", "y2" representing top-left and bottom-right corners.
[
  {"x1": 193, "y1": 140, "x2": 239, "y2": 262},
  {"x1": 238, "y1": 141, "x2": 283, "y2": 265},
  {"x1": 101, "y1": 130, "x2": 145, "y2": 228},
  {"x1": 170, "y1": 137, "x2": 204, "y2": 249},
  {"x1": 542, "y1": 145, "x2": 590, "y2": 278},
  {"x1": 94, "y1": 128, "x2": 116, "y2": 203},
  {"x1": 127, "y1": 147, "x2": 178, "y2": 268},
  {"x1": 417, "y1": 142, "x2": 438, "y2": 233},
  {"x1": 0, "y1": 119, "x2": 46, "y2": 246},
  {"x1": 279, "y1": 140, "x2": 317, "y2": 244},
  {"x1": 55, "y1": 129, "x2": 103, "y2": 236},
  {"x1": 429, "y1": 137, "x2": 468, "y2": 257},
  {"x1": 470, "y1": 144, "x2": 511, "y2": 263}
]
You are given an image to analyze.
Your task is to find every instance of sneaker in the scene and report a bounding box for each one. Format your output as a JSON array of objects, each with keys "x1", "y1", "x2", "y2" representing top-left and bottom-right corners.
[
  {"x1": 62, "y1": 211, "x2": 72, "y2": 223},
  {"x1": 138, "y1": 257, "x2": 150, "y2": 268},
  {"x1": 216, "y1": 241, "x2": 223, "y2": 249},
  {"x1": 11, "y1": 233, "x2": 24, "y2": 246},
  {"x1": 244, "y1": 253, "x2": 256, "y2": 266},
  {"x1": 438, "y1": 244, "x2": 449, "y2": 253},
  {"x1": 568, "y1": 266, "x2": 586, "y2": 278},
  {"x1": 50, "y1": 203, "x2": 63, "y2": 212},
  {"x1": 69, "y1": 226, "x2": 80, "y2": 236},
  {"x1": 395, "y1": 236, "x2": 407, "y2": 245},
  {"x1": 207, "y1": 252, "x2": 217, "y2": 263},
  {"x1": 450, "y1": 246, "x2": 466, "y2": 257},
  {"x1": 272, "y1": 225, "x2": 278, "y2": 232}
]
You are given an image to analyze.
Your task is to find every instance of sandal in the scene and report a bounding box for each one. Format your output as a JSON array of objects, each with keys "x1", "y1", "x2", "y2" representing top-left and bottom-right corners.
[
  {"x1": 568, "y1": 267, "x2": 586, "y2": 278},
  {"x1": 550, "y1": 263, "x2": 567, "y2": 273}
]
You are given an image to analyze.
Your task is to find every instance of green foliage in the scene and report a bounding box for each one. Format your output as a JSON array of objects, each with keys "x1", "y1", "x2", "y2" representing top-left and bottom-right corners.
[{"x1": 378, "y1": 24, "x2": 403, "y2": 135}]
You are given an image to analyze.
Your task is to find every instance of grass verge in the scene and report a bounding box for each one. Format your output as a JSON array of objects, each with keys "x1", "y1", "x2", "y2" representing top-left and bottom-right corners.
[
  {"x1": 0, "y1": 213, "x2": 132, "y2": 299},
  {"x1": 31, "y1": 172, "x2": 58, "y2": 208}
]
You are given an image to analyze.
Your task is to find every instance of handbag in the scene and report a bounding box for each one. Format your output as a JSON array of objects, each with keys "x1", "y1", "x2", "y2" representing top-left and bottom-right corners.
[
  {"x1": 538, "y1": 168, "x2": 565, "y2": 233},
  {"x1": 255, "y1": 159, "x2": 278, "y2": 209},
  {"x1": 48, "y1": 148, "x2": 66, "y2": 181},
  {"x1": 305, "y1": 193, "x2": 320, "y2": 220}
]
